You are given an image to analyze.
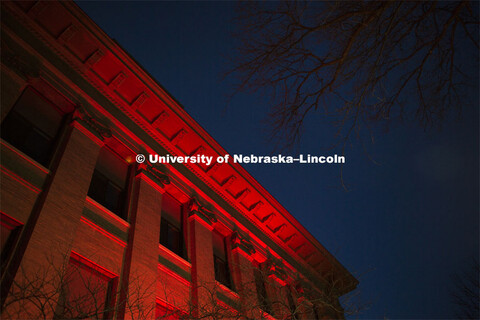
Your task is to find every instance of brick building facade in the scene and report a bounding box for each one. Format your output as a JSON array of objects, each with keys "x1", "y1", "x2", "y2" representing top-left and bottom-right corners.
[{"x1": 0, "y1": 1, "x2": 357, "y2": 319}]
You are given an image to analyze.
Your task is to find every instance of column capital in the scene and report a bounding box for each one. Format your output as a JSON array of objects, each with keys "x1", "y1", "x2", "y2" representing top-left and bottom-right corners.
[
  {"x1": 255, "y1": 255, "x2": 289, "y2": 287},
  {"x1": 188, "y1": 198, "x2": 217, "y2": 230},
  {"x1": 231, "y1": 230, "x2": 256, "y2": 261},
  {"x1": 71, "y1": 106, "x2": 112, "y2": 146},
  {"x1": 136, "y1": 164, "x2": 170, "y2": 193}
]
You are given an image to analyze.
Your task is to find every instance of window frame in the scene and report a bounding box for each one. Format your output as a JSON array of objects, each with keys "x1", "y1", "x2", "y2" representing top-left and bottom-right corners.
[
  {"x1": 212, "y1": 232, "x2": 232, "y2": 290},
  {"x1": 159, "y1": 193, "x2": 186, "y2": 260},
  {"x1": 87, "y1": 147, "x2": 131, "y2": 221},
  {"x1": 88, "y1": 169, "x2": 127, "y2": 218},
  {"x1": 160, "y1": 217, "x2": 184, "y2": 258},
  {"x1": 1, "y1": 86, "x2": 67, "y2": 168}
]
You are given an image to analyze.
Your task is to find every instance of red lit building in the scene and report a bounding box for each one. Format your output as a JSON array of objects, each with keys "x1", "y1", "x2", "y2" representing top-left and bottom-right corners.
[{"x1": 0, "y1": 1, "x2": 357, "y2": 319}]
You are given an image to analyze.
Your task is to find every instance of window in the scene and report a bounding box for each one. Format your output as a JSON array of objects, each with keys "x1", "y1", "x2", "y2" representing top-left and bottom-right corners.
[
  {"x1": 56, "y1": 255, "x2": 117, "y2": 319},
  {"x1": 212, "y1": 231, "x2": 231, "y2": 289},
  {"x1": 160, "y1": 218, "x2": 182, "y2": 256},
  {"x1": 1, "y1": 87, "x2": 64, "y2": 167},
  {"x1": 0, "y1": 214, "x2": 22, "y2": 275},
  {"x1": 254, "y1": 267, "x2": 271, "y2": 315},
  {"x1": 159, "y1": 193, "x2": 184, "y2": 258},
  {"x1": 88, "y1": 147, "x2": 129, "y2": 219}
]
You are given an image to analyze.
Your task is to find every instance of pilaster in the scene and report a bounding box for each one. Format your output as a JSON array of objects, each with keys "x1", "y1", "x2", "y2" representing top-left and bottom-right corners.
[
  {"x1": 230, "y1": 231, "x2": 262, "y2": 319},
  {"x1": 121, "y1": 165, "x2": 167, "y2": 320},
  {"x1": 1, "y1": 116, "x2": 106, "y2": 318},
  {"x1": 188, "y1": 198, "x2": 216, "y2": 318}
]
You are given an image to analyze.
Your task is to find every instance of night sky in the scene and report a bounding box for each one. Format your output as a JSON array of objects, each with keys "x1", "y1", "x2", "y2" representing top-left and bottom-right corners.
[{"x1": 76, "y1": 2, "x2": 479, "y2": 318}]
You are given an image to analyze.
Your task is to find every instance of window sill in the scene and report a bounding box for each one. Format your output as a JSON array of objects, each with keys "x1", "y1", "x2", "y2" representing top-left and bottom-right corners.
[
  {"x1": 158, "y1": 243, "x2": 192, "y2": 287},
  {"x1": 158, "y1": 243, "x2": 191, "y2": 269},
  {"x1": 0, "y1": 139, "x2": 50, "y2": 174},
  {"x1": 85, "y1": 196, "x2": 130, "y2": 230},
  {"x1": 216, "y1": 280, "x2": 239, "y2": 300},
  {"x1": 1, "y1": 139, "x2": 50, "y2": 193}
]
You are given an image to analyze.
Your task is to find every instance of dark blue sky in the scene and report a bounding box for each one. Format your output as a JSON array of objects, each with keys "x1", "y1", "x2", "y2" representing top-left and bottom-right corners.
[{"x1": 76, "y1": 2, "x2": 479, "y2": 318}]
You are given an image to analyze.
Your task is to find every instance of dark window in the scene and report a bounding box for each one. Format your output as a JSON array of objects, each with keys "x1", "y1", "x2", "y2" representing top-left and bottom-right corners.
[
  {"x1": 88, "y1": 147, "x2": 129, "y2": 219},
  {"x1": 88, "y1": 170, "x2": 125, "y2": 216},
  {"x1": 254, "y1": 268, "x2": 271, "y2": 314},
  {"x1": 212, "y1": 232, "x2": 231, "y2": 289},
  {"x1": 160, "y1": 217, "x2": 183, "y2": 257},
  {"x1": 214, "y1": 255, "x2": 231, "y2": 288},
  {"x1": 159, "y1": 194, "x2": 184, "y2": 258},
  {"x1": 1, "y1": 88, "x2": 64, "y2": 167}
]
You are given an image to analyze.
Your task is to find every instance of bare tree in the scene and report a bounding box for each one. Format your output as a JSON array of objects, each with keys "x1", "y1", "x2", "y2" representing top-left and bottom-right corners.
[
  {"x1": 156, "y1": 255, "x2": 364, "y2": 320},
  {"x1": 450, "y1": 257, "x2": 479, "y2": 319},
  {"x1": 4, "y1": 254, "x2": 361, "y2": 320},
  {"x1": 1, "y1": 253, "x2": 154, "y2": 320},
  {"x1": 229, "y1": 1, "x2": 479, "y2": 150}
]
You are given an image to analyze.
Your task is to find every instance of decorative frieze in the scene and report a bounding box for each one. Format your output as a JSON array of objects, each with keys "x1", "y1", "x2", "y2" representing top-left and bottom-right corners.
[
  {"x1": 85, "y1": 49, "x2": 104, "y2": 67},
  {"x1": 109, "y1": 71, "x2": 127, "y2": 89},
  {"x1": 57, "y1": 24, "x2": 78, "y2": 44},
  {"x1": 282, "y1": 233, "x2": 297, "y2": 243},
  {"x1": 293, "y1": 243, "x2": 305, "y2": 252},
  {"x1": 235, "y1": 189, "x2": 250, "y2": 202},
  {"x1": 170, "y1": 129, "x2": 187, "y2": 145},
  {"x1": 206, "y1": 161, "x2": 221, "y2": 174},
  {"x1": 249, "y1": 201, "x2": 264, "y2": 213},
  {"x1": 151, "y1": 110, "x2": 169, "y2": 127},
  {"x1": 272, "y1": 223, "x2": 286, "y2": 234},
  {"x1": 222, "y1": 175, "x2": 236, "y2": 188},
  {"x1": 131, "y1": 91, "x2": 149, "y2": 109},
  {"x1": 27, "y1": 1, "x2": 48, "y2": 17},
  {"x1": 190, "y1": 146, "x2": 205, "y2": 157},
  {"x1": 260, "y1": 212, "x2": 275, "y2": 224}
]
